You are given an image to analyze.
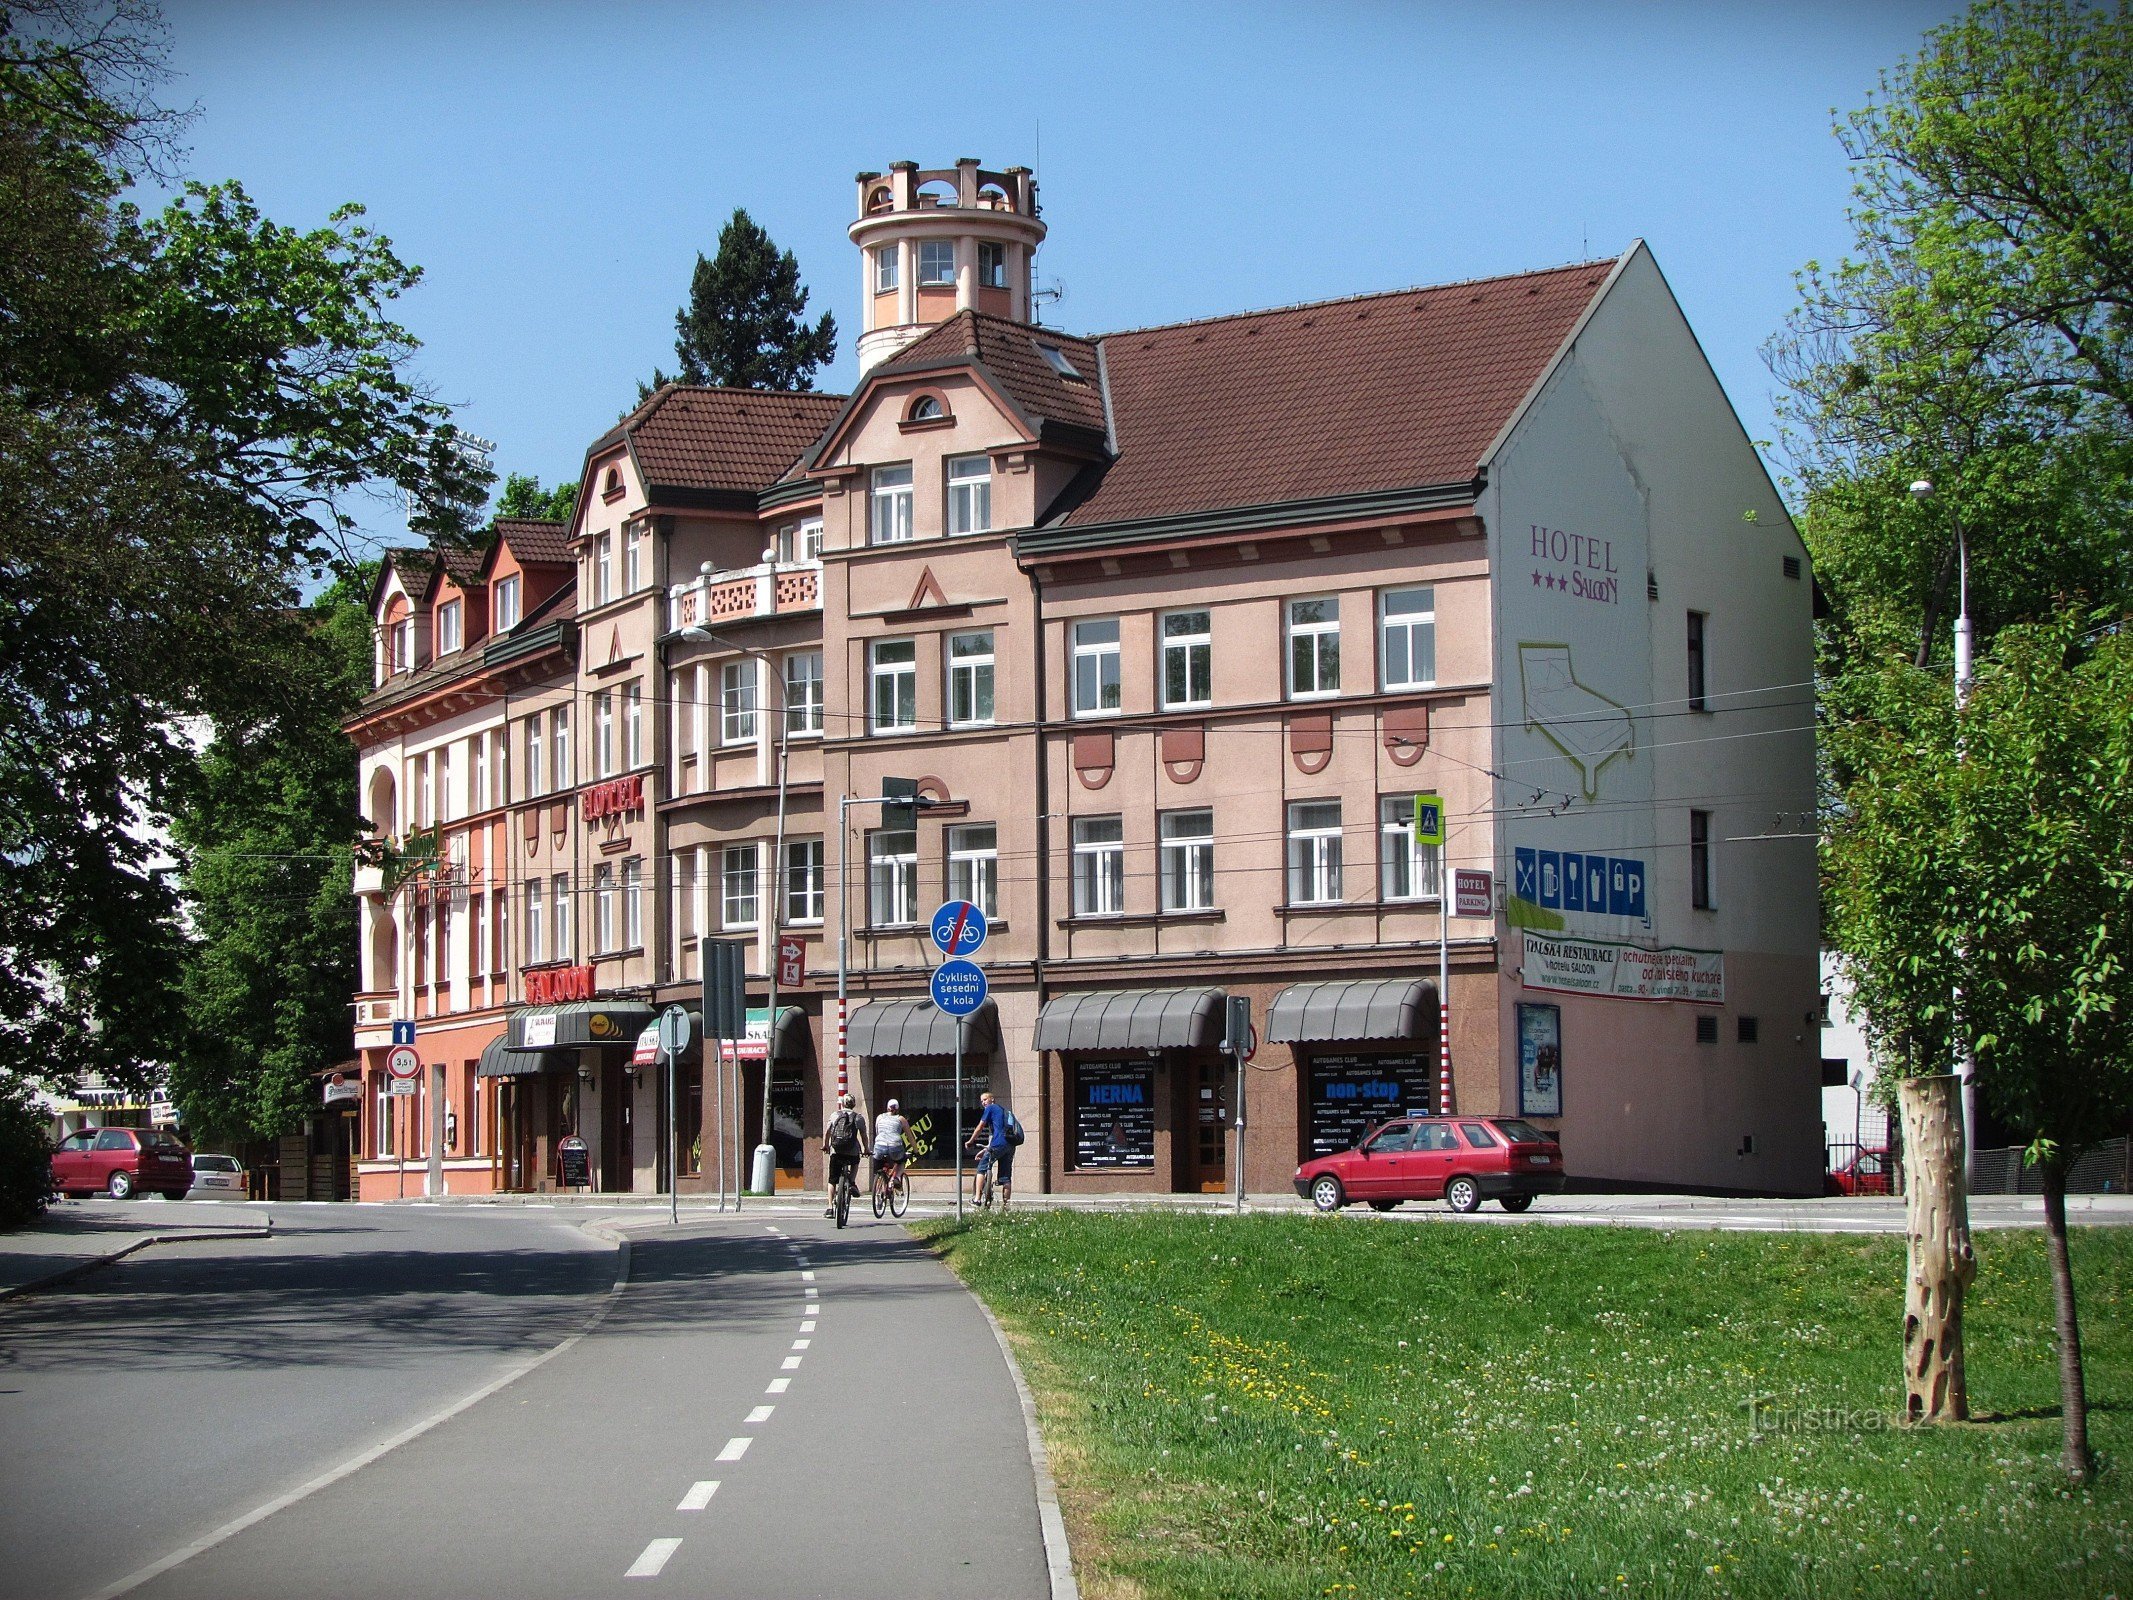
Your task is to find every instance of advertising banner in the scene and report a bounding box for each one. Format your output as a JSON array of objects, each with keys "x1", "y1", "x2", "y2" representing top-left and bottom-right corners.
[
  {"x1": 1072, "y1": 1061, "x2": 1155, "y2": 1169},
  {"x1": 1516, "y1": 1003, "x2": 1563, "y2": 1117},
  {"x1": 1521, "y1": 931, "x2": 1724, "y2": 1005},
  {"x1": 1306, "y1": 1053, "x2": 1433, "y2": 1156}
]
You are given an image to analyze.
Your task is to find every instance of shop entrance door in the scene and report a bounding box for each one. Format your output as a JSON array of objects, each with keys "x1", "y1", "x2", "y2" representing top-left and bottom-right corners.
[
  {"x1": 600, "y1": 1061, "x2": 634, "y2": 1192},
  {"x1": 1190, "y1": 1058, "x2": 1229, "y2": 1192}
]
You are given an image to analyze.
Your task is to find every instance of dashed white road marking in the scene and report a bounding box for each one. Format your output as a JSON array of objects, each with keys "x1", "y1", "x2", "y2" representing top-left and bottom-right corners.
[
  {"x1": 626, "y1": 1538, "x2": 682, "y2": 1578},
  {"x1": 678, "y1": 1481, "x2": 720, "y2": 1511},
  {"x1": 800, "y1": 1319, "x2": 816, "y2": 1333},
  {"x1": 801, "y1": 1270, "x2": 815, "y2": 1282},
  {"x1": 746, "y1": 1405, "x2": 775, "y2": 1423},
  {"x1": 767, "y1": 1377, "x2": 790, "y2": 1393},
  {"x1": 791, "y1": 1338, "x2": 810, "y2": 1350},
  {"x1": 781, "y1": 1355, "x2": 802, "y2": 1370},
  {"x1": 716, "y1": 1437, "x2": 752, "y2": 1462}
]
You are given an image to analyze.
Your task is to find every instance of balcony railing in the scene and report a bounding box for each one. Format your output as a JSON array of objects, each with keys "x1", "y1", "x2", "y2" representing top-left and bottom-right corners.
[{"x1": 669, "y1": 560, "x2": 820, "y2": 633}]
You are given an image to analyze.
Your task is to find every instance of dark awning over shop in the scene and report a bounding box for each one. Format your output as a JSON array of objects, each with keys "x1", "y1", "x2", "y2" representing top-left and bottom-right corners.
[
  {"x1": 476, "y1": 1033, "x2": 570, "y2": 1079},
  {"x1": 846, "y1": 997, "x2": 999, "y2": 1058},
  {"x1": 507, "y1": 1000, "x2": 656, "y2": 1051},
  {"x1": 1265, "y1": 978, "x2": 1435, "y2": 1044},
  {"x1": 665, "y1": 1005, "x2": 812, "y2": 1063},
  {"x1": 1033, "y1": 987, "x2": 1224, "y2": 1052}
]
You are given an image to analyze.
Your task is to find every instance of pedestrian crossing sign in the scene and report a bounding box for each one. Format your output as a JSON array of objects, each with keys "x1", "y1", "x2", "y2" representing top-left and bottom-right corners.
[{"x1": 1412, "y1": 793, "x2": 1445, "y2": 848}]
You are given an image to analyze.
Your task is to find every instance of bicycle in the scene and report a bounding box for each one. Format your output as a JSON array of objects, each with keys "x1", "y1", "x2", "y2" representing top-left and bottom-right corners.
[
  {"x1": 831, "y1": 1161, "x2": 856, "y2": 1229},
  {"x1": 971, "y1": 1145, "x2": 996, "y2": 1211},
  {"x1": 871, "y1": 1154, "x2": 909, "y2": 1218}
]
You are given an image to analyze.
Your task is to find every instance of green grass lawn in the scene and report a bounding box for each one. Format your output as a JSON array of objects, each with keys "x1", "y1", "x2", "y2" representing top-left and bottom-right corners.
[{"x1": 914, "y1": 1212, "x2": 2132, "y2": 1600}]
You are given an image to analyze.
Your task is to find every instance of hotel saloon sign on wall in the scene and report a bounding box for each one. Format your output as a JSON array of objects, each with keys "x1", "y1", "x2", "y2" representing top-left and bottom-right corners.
[{"x1": 1521, "y1": 931, "x2": 1724, "y2": 1005}]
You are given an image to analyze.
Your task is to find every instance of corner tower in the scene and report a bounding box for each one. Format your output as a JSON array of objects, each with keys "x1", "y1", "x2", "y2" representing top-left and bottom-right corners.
[{"x1": 850, "y1": 158, "x2": 1045, "y2": 374}]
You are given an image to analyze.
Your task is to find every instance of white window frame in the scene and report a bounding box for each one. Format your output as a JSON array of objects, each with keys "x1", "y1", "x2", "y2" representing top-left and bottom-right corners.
[
  {"x1": 491, "y1": 729, "x2": 509, "y2": 808},
  {"x1": 1287, "y1": 597, "x2": 1341, "y2": 699},
  {"x1": 977, "y1": 240, "x2": 1007, "y2": 289},
  {"x1": 551, "y1": 871, "x2": 572, "y2": 962},
  {"x1": 917, "y1": 239, "x2": 956, "y2": 285},
  {"x1": 1071, "y1": 815, "x2": 1125, "y2": 917},
  {"x1": 551, "y1": 705, "x2": 571, "y2": 793},
  {"x1": 1072, "y1": 618, "x2": 1121, "y2": 718},
  {"x1": 592, "y1": 691, "x2": 614, "y2": 779},
  {"x1": 622, "y1": 857, "x2": 642, "y2": 949},
  {"x1": 867, "y1": 829, "x2": 919, "y2": 927},
  {"x1": 947, "y1": 630, "x2": 995, "y2": 728},
  {"x1": 870, "y1": 638, "x2": 917, "y2": 734},
  {"x1": 1379, "y1": 795, "x2": 1443, "y2": 902},
  {"x1": 721, "y1": 658, "x2": 758, "y2": 746},
  {"x1": 437, "y1": 600, "x2": 461, "y2": 656},
  {"x1": 526, "y1": 716, "x2": 545, "y2": 801},
  {"x1": 473, "y1": 736, "x2": 489, "y2": 813},
  {"x1": 593, "y1": 863, "x2": 616, "y2": 955},
  {"x1": 777, "y1": 517, "x2": 825, "y2": 564},
  {"x1": 946, "y1": 454, "x2": 992, "y2": 535},
  {"x1": 721, "y1": 842, "x2": 759, "y2": 930},
  {"x1": 494, "y1": 574, "x2": 520, "y2": 632},
  {"x1": 947, "y1": 824, "x2": 999, "y2": 918},
  {"x1": 1287, "y1": 800, "x2": 1344, "y2": 905},
  {"x1": 873, "y1": 243, "x2": 898, "y2": 293},
  {"x1": 784, "y1": 652, "x2": 824, "y2": 736},
  {"x1": 624, "y1": 524, "x2": 647, "y2": 594},
  {"x1": 391, "y1": 617, "x2": 413, "y2": 673},
  {"x1": 1380, "y1": 587, "x2": 1436, "y2": 691},
  {"x1": 785, "y1": 838, "x2": 824, "y2": 924},
  {"x1": 491, "y1": 886, "x2": 508, "y2": 975},
  {"x1": 1161, "y1": 608, "x2": 1212, "y2": 710},
  {"x1": 870, "y1": 464, "x2": 914, "y2": 546},
  {"x1": 1159, "y1": 809, "x2": 1215, "y2": 912},
  {"x1": 593, "y1": 533, "x2": 613, "y2": 607},
  {"x1": 525, "y1": 880, "x2": 545, "y2": 965}
]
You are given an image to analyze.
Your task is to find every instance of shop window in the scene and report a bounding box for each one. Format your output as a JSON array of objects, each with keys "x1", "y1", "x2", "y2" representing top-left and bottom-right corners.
[
  {"x1": 1069, "y1": 1061, "x2": 1155, "y2": 1169},
  {"x1": 875, "y1": 1061, "x2": 987, "y2": 1171}
]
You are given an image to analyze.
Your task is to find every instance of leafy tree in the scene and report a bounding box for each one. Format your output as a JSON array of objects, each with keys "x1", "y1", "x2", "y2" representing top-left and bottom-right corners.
[
  {"x1": 639, "y1": 207, "x2": 837, "y2": 397},
  {"x1": 493, "y1": 471, "x2": 577, "y2": 525},
  {"x1": 166, "y1": 575, "x2": 370, "y2": 1146},
  {"x1": 1776, "y1": 0, "x2": 2133, "y2": 1478},
  {"x1": 0, "y1": 1, "x2": 485, "y2": 1106}
]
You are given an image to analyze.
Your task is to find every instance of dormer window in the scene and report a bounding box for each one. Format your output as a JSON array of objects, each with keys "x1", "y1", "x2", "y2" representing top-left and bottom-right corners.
[
  {"x1": 494, "y1": 574, "x2": 520, "y2": 632},
  {"x1": 436, "y1": 600, "x2": 461, "y2": 656},
  {"x1": 391, "y1": 618, "x2": 414, "y2": 674},
  {"x1": 601, "y1": 465, "x2": 624, "y2": 501},
  {"x1": 918, "y1": 241, "x2": 956, "y2": 286},
  {"x1": 909, "y1": 395, "x2": 944, "y2": 423},
  {"x1": 1037, "y1": 344, "x2": 1083, "y2": 381}
]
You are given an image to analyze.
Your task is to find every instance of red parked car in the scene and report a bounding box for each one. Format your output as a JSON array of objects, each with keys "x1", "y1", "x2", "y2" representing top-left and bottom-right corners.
[
  {"x1": 1826, "y1": 1148, "x2": 1895, "y2": 1196},
  {"x1": 1293, "y1": 1116, "x2": 1567, "y2": 1214},
  {"x1": 50, "y1": 1127, "x2": 193, "y2": 1200}
]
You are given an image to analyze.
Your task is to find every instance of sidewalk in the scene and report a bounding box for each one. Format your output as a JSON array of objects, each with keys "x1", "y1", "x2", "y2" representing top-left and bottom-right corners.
[{"x1": 0, "y1": 1200, "x2": 270, "y2": 1299}]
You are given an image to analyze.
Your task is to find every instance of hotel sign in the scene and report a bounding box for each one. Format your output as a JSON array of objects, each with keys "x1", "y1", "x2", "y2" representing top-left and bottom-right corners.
[
  {"x1": 1521, "y1": 931, "x2": 1724, "y2": 1005},
  {"x1": 523, "y1": 964, "x2": 595, "y2": 1005},
  {"x1": 582, "y1": 773, "x2": 644, "y2": 821}
]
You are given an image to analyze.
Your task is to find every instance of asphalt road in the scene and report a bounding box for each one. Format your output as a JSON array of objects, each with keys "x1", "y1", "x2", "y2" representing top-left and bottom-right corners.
[{"x1": 0, "y1": 1205, "x2": 1047, "y2": 1600}]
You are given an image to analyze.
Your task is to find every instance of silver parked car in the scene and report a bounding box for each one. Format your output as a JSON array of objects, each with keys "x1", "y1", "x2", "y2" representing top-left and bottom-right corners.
[{"x1": 187, "y1": 1152, "x2": 248, "y2": 1200}]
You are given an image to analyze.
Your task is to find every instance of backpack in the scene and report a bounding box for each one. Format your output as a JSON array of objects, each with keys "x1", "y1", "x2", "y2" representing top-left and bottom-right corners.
[
  {"x1": 830, "y1": 1109, "x2": 863, "y2": 1153},
  {"x1": 1006, "y1": 1111, "x2": 1025, "y2": 1147}
]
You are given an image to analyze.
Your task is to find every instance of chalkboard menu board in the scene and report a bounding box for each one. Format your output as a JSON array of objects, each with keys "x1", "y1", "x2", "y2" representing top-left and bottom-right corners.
[
  {"x1": 1072, "y1": 1061, "x2": 1155, "y2": 1169},
  {"x1": 556, "y1": 1136, "x2": 591, "y2": 1189},
  {"x1": 1307, "y1": 1054, "x2": 1432, "y2": 1156}
]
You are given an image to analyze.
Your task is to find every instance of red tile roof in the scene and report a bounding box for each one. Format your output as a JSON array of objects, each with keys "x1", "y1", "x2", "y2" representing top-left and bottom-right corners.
[
  {"x1": 492, "y1": 518, "x2": 573, "y2": 566},
  {"x1": 605, "y1": 386, "x2": 847, "y2": 499},
  {"x1": 883, "y1": 312, "x2": 1107, "y2": 440},
  {"x1": 437, "y1": 546, "x2": 486, "y2": 590},
  {"x1": 1061, "y1": 259, "x2": 1615, "y2": 527}
]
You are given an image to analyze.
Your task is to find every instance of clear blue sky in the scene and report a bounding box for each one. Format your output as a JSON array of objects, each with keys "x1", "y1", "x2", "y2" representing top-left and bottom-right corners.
[{"x1": 157, "y1": 0, "x2": 1959, "y2": 546}]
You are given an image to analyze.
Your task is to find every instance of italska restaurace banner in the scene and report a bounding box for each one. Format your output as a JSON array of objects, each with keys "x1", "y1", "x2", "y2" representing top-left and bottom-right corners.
[{"x1": 1520, "y1": 931, "x2": 1724, "y2": 1005}]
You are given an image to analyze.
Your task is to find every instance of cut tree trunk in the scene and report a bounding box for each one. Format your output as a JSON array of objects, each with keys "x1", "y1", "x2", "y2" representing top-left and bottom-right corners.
[
  {"x1": 2039, "y1": 1164, "x2": 2093, "y2": 1481},
  {"x1": 1899, "y1": 1074, "x2": 1976, "y2": 1422}
]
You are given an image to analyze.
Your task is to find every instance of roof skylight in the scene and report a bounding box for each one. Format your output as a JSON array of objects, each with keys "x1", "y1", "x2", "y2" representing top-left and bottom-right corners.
[{"x1": 1037, "y1": 343, "x2": 1083, "y2": 381}]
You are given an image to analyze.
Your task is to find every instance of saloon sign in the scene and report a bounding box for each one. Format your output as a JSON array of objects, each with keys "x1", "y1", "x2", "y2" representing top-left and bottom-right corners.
[{"x1": 523, "y1": 964, "x2": 595, "y2": 1005}]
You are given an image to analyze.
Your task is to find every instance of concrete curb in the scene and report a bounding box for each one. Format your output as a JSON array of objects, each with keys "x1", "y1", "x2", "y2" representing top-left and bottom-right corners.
[
  {"x1": 970, "y1": 1288, "x2": 1080, "y2": 1600},
  {"x1": 0, "y1": 1221, "x2": 274, "y2": 1304}
]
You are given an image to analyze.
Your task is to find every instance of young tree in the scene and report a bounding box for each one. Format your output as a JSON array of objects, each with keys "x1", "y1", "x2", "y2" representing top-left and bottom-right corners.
[
  {"x1": 0, "y1": 2, "x2": 486, "y2": 1104},
  {"x1": 493, "y1": 471, "x2": 577, "y2": 525},
  {"x1": 168, "y1": 577, "x2": 371, "y2": 1145},
  {"x1": 1779, "y1": 0, "x2": 2133, "y2": 1473},
  {"x1": 640, "y1": 207, "x2": 837, "y2": 397}
]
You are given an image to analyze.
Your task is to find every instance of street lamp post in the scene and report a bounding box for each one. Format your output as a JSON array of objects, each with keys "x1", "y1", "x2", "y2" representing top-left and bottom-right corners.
[
  {"x1": 678, "y1": 620, "x2": 791, "y2": 1189},
  {"x1": 1909, "y1": 477, "x2": 1978, "y2": 1181}
]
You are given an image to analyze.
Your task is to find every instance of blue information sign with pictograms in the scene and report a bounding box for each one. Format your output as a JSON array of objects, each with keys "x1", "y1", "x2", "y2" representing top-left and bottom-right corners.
[
  {"x1": 929, "y1": 900, "x2": 988, "y2": 957},
  {"x1": 930, "y1": 958, "x2": 989, "y2": 1017}
]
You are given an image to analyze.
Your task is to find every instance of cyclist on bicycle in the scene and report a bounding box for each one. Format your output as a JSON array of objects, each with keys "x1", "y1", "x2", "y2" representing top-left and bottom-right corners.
[
  {"x1": 872, "y1": 1098, "x2": 910, "y2": 1184},
  {"x1": 823, "y1": 1092, "x2": 866, "y2": 1218}
]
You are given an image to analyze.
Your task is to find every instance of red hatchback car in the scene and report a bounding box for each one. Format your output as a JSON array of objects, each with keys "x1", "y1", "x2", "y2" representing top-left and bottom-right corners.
[
  {"x1": 50, "y1": 1127, "x2": 193, "y2": 1200},
  {"x1": 1293, "y1": 1116, "x2": 1567, "y2": 1214}
]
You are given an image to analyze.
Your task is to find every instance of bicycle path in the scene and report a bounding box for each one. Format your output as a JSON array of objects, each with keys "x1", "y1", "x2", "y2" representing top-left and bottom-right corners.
[{"x1": 123, "y1": 1213, "x2": 1050, "y2": 1600}]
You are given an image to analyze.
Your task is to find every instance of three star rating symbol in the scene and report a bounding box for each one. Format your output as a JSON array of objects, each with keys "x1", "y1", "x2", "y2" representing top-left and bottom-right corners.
[{"x1": 1531, "y1": 569, "x2": 1566, "y2": 590}]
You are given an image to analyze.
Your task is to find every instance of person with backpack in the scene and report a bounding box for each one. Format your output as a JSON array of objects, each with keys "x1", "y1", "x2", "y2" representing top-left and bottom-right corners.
[
  {"x1": 967, "y1": 1090, "x2": 1023, "y2": 1210},
  {"x1": 822, "y1": 1092, "x2": 866, "y2": 1219}
]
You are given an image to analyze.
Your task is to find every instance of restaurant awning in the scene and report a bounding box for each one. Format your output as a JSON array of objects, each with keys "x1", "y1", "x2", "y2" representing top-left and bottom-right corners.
[
  {"x1": 507, "y1": 1000, "x2": 657, "y2": 1051},
  {"x1": 1265, "y1": 978, "x2": 1435, "y2": 1044},
  {"x1": 846, "y1": 997, "x2": 1000, "y2": 1058},
  {"x1": 666, "y1": 1005, "x2": 812, "y2": 1063},
  {"x1": 1032, "y1": 987, "x2": 1225, "y2": 1052},
  {"x1": 476, "y1": 1032, "x2": 570, "y2": 1079}
]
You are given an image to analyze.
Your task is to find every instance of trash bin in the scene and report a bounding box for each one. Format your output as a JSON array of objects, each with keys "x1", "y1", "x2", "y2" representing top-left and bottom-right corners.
[{"x1": 750, "y1": 1143, "x2": 776, "y2": 1195}]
